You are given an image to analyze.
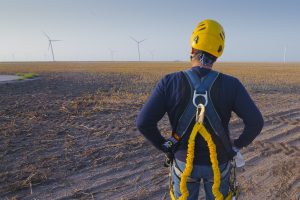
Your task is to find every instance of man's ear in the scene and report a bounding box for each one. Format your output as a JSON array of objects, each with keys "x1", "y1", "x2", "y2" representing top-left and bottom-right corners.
[{"x1": 190, "y1": 52, "x2": 196, "y2": 62}]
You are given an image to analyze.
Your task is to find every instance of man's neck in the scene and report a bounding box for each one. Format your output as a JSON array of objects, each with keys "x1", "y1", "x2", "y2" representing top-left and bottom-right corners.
[{"x1": 191, "y1": 62, "x2": 213, "y2": 70}]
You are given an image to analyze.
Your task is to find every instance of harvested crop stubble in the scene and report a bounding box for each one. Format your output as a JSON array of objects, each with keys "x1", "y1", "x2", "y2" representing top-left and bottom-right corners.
[{"x1": 0, "y1": 62, "x2": 299, "y2": 199}]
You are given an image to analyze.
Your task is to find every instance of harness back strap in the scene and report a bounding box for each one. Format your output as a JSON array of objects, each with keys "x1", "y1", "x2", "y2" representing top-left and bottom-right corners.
[{"x1": 175, "y1": 69, "x2": 235, "y2": 158}]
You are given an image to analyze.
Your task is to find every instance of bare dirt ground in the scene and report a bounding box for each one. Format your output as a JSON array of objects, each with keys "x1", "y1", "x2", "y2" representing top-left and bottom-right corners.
[{"x1": 0, "y1": 62, "x2": 299, "y2": 200}]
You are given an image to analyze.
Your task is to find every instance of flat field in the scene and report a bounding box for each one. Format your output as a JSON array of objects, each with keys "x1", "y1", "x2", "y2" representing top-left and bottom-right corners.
[{"x1": 0, "y1": 62, "x2": 299, "y2": 200}]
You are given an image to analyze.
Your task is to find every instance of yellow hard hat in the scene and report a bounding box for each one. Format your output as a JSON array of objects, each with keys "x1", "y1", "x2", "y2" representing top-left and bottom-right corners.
[{"x1": 190, "y1": 19, "x2": 225, "y2": 58}]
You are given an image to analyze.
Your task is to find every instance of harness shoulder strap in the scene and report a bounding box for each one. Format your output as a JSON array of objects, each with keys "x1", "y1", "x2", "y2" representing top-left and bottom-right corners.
[
  {"x1": 175, "y1": 69, "x2": 218, "y2": 139},
  {"x1": 185, "y1": 69, "x2": 218, "y2": 92},
  {"x1": 175, "y1": 69, "x2": 235, "y2": 158}
]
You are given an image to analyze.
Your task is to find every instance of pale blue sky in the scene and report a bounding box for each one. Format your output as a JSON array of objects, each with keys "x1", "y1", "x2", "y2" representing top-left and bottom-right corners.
[{"x1": 0, "y1": 0, "x2": 299, "y2": 62}]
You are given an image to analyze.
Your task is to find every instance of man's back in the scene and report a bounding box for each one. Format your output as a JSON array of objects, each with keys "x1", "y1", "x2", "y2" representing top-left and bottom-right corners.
[{"x1": 137, "y1": 66, "x2": 264, "y2": 165}]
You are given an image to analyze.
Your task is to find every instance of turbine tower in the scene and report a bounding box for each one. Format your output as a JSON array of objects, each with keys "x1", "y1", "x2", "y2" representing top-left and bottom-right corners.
[
  {"x1": 130, "y1": 36, "x2": 146, "y2": 61},
  {"x1": 109, "y1": 49, "x2": 117, "y2": 61},
  {"x1": 283, "y1": 46, "x2": 287, "y2": 64},
  {"x1": 44, "y1": 32, "x2": 61, "y2": 61},
  {"x1": 149, "y1": 50, "x2": 155, "y2": 61}
]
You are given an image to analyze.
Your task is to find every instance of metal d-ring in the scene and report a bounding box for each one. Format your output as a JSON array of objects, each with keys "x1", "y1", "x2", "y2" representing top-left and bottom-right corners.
[{"x1": 192, "y1": 90, "x2": 208, "y2": 107}]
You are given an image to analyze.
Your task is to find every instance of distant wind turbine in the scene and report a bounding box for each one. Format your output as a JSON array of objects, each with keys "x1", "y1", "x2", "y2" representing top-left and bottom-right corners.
[
  {"x1": 130, "y1": 36, "x2": 146, "y2": 61},
  {"x1": 109, "y1": 49, "x2": 117, "y2": 61},
  {"x1": 283, "y1": 46, "x2": 287, "y2": 64},
  {"x1": 149, "y1": 50, "x2": 155, "y2": 61},
  {"x1": 43, "y1": 32, "x2": 61, "y2": 61}
]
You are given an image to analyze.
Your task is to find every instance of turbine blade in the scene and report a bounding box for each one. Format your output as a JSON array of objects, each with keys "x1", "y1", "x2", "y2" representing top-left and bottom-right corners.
[
  {"x1": 129, "y1": 36, "x2": 138, "y2": 43},
  {"x1": 139, "y1": 38, "x2": 147, "y2": 43},
  {"x1": 51, "y1": 40, "x2": 62, "y2": 42},
  {"x1": 48, "y1": 42, "x2": 51, "y2": 51},
  {"x1": 43, "y1": 31, "x2": 50, "y2": 40}
]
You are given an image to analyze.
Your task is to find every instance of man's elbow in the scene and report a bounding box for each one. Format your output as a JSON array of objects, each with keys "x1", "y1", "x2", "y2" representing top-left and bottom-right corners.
[
  {"x1": 250, "y1": 112, "x2": 264, "y2": 137},
  {"x1": 247, "y1": 111, "x2": 264, "y2": 136},
  {"x1": 257, "y1": 112, "x2": 264, "y2": 132},
  {"x1": 136, "y1": 114, "x2": 146, "y2": 132}
]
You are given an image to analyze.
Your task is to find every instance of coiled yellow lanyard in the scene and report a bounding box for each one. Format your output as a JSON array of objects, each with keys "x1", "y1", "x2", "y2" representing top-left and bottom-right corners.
[{"x1": 170, "y1": 104, "x2": 226, "y2": 200}]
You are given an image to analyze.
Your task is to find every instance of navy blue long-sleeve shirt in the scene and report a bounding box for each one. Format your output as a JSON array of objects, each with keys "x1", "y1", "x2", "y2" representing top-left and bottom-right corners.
[{"x1": 136, "y1": 66, "x2": 264, "y2": 165}]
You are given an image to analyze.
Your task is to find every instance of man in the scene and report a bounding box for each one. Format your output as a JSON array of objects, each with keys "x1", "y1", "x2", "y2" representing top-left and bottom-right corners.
[{"x1": 136, "y1": 19, "x2": 264, "y2": 199}]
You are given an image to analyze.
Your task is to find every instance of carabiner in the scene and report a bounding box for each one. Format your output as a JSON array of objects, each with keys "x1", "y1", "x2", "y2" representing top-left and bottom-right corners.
[
  {"x1": 192, "y1": 90, "x2": 208, "y2": 107},
  {"x1": 196, "y1": 103, "x2": 205, "y2": 124}
]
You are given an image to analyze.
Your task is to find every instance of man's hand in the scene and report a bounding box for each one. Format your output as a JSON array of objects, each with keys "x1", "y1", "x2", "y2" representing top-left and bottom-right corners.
[
  {"x1": 232, "y1": 146, "x2": 240, "y2": 153},
  {"x1": 161, "y1": 137, "x2": 178, "y2": 167},
  {"x1": 232, "y1": 146, "x2": 245, "y2": 168},
  {"x1": 161, "y1": 137, "x2": 178, "y2": 153}
]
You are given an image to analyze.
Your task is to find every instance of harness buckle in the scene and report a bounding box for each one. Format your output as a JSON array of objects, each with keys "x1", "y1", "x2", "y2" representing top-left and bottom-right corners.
[{"x1": 192, "y1": 90, "x2": 208, "y2": 107}]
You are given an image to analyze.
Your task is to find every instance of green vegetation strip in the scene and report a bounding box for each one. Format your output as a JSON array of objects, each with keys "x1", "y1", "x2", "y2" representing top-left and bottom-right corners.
[{"x1": 16, "y1": 73, "x2": 39, "y2": 80}]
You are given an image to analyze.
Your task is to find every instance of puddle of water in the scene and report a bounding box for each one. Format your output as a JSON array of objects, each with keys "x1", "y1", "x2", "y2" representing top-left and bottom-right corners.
[{"x1": 0, "y1": 75, "x2": 20, "y2": 82}]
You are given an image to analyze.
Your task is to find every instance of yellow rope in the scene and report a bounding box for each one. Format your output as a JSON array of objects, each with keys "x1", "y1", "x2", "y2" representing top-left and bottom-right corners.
[
  {"x1": 198, "y1": 124, "x2": 223, "y2": 200},
  {"x1": 178, "y1": 123, "x2": 199, "y2": 200},
  {"x1": 178, "y1": 123, "x2": 224, "y2": 200},
  {"x1": 171, "y1": 104, "x2": 225, "y2": 200}
]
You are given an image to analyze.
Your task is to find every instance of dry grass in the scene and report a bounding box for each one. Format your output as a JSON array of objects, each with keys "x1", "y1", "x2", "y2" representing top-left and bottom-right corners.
[{"x1": 0, "y1": 61, "x2": 299, "y2": 87}]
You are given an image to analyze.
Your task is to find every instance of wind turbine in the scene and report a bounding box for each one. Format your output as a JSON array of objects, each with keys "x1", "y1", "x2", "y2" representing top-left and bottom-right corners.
[
  {"x1": 109, "y1": 49, "x2": 117, "y2": 61},
  {"x1": 44, "y1": 32, "x2": 61, "y2": 61},
  {"x1": 283, "y1": 45, "x2": 287, "y2": 64},
  {"x1": 149, "y1": 50, "x2": 155, "y2": 61},
  {"x1": 130, "y1": 36, "x2": 146, "y2": 61}
]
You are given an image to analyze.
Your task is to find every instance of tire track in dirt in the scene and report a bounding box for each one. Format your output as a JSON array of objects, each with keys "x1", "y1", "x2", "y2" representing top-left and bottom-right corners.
[
  {"x1": 247, "y1": 107, "x2": 299, "y2": 128},
  {"x1": 1, "y1": 73, "x2": 299, "y2": 200},
  {"x1": 256, "y1": 107, "x2": 300, "y2": 148},
  {"x1": 24, "y1": 94, "x2": 300, "y2": 200},
  {"x1": 53, "y1": 144, "x2": 167, "y2": 200},
  {"x1": 246, "y1": 141, "x2": 300, "y2": 164},
  {"x1": 239, "y1": 144, "x2": 300, "y2": 200},
  {"x1": 229, "y1": 107, "x2": 300, "y2": 139},
  {"x1": 38, "y1": 110, "x2": 168, "y2": 199},
  {"x1": 261, "y1": 126, "x2": 300, "y2": 143},
  {"x1": 235, "y1": 102, "x2": 300, "y2": 200}
]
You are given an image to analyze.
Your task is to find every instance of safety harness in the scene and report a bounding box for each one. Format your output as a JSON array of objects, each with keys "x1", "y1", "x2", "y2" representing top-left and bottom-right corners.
[
  {"x1": 167, "y1": 69, "x2": 240, "y2": 200},
  {"x1": 173, "y1": 69, "x2": 235, "y2": 158}
]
